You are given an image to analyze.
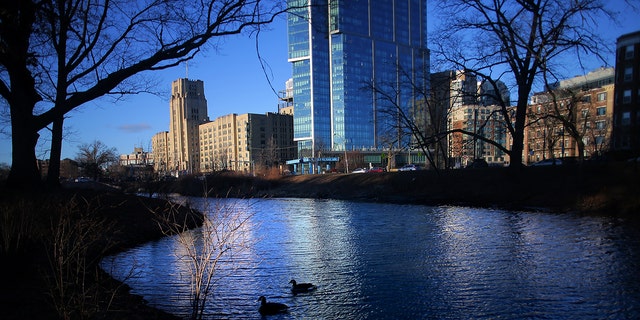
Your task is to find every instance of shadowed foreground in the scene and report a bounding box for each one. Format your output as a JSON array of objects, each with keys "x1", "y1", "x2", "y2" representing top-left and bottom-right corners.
[
  {"x1": 0, "y1": 186, "x2": 203, "y2": 319},
  {"x1": 1, "y1": 162, "x2": 639, "y2": 319}
]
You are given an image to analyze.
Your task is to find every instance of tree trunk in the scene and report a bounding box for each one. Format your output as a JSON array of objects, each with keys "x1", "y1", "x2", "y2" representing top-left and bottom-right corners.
[
  {"x1": 3, "y1": 1, "x2": 43, "y2": 191},
  {"x1": 46, "y1": 115, "x2": 64, "y2": 188},
  {"x1": 509, "y1": 86, "x2": 530, "y2": 169},
  {"x1": 7, "y1": 112, "x2": 41, "y2": 191}
]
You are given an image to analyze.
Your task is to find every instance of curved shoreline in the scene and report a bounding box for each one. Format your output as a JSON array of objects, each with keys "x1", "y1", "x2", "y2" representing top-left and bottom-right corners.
[{"x1": 3, "y1": 162, "x2": 638, "y2": 319}]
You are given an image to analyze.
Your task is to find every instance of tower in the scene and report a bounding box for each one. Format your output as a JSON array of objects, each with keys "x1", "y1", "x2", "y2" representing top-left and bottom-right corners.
[
  {"x1": 169, "y1": 78, "x2": 209, "y2": 174},
  {"x1": 287, "y1": 0, "x2": 430, "y2": 157}
]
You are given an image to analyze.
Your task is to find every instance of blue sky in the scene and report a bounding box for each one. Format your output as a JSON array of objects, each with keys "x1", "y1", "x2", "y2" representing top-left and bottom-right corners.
[{"x1": 0, "y1": 2, "x2": 639, "y2": 165}]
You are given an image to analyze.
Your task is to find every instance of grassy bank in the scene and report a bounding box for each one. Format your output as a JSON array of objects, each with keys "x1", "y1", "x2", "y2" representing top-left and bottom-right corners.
[
  {"x1": 0, "y1": 186, "x2": 203, "y2": 319},
  {"x1": 176, "y1": 161, "x2": 640, "y2": 216}
]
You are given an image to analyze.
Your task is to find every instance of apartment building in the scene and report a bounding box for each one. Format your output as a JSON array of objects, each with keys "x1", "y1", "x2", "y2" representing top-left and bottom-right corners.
[
  {"x1": 432, "y1": 69, "x2": 510, "y2": 168},
  {"x1": 612, "y1": 31, "x2": 640, "y2": 154},
  {"x1": 525, "y1": 68, "x2": 615, "y2": 164},
  {"x1": 448, "y1": 104, "x2": 508, "y2": 168}
]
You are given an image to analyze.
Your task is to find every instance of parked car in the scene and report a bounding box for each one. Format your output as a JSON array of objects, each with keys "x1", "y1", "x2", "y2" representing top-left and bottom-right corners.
[
  {"x1": 368, "y1": 167, "x2": 386, "y2": 173},
  {"x1": 530, "y1": 158, "x2": 562, "y2": 166},
  {"x1": 398, "y1": 164, "x2": 419, "y2": 171},
  {"x1": 352, "y1": 168, "x2": 368, "y2": 173}
]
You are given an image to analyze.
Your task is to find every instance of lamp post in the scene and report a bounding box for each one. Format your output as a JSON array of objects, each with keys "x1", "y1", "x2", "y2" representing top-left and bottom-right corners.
[{"x1": 334, "y1": 134, "x2": 349, "y2": 173}]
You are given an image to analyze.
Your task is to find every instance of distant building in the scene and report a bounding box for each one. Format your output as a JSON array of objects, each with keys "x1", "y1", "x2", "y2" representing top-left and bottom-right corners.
[
  {"x1": 169, "y1": 78, "x2": 209, "y2": 174},
  {"x1": 525, "y1": 67, "x2": 615, "y2": 164},
  {"x1": 119, "y1": 147, "x2": 153, "y2": 166},
  {"x1": 278, "y1": 78, "x2": 294, "y2": 115},
  {"x1": 478, "y1": 79, "x2": 510, "y2": 107},
  {"x1": 151, "y1": 131, "x2": 170, "y2": 173},
  {"x1": 199, "y1": 112, "x2": 296, "y2": 174},
  {"x1": 431, "y1": 69, "x2": 510, "y2": 167},
  {"x1": 38, "y1": 158, "x2": 79, "y2": 179},
  {"x1": 612, "y1": 30, "x2": 640, "y2": 155},
  {"x1": 448, "y1": 104, "x2": 508, "y2": 168}
]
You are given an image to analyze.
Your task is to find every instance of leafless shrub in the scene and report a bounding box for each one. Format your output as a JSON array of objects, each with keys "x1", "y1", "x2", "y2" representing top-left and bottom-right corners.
[
  {"x1": 44, "y1": 194, "x2": 116, "y2": 319},
  {"x1": 158, "y1": 193, "x2": 255, "y2": 320}
]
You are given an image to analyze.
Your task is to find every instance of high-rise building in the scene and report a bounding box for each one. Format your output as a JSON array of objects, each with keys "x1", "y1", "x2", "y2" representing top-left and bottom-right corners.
[
  {"x1": 169, "y1": 78, "x2": 209, "y2": 174},
  {"x1": 612, "y1": 30, "x2": 640, "y2": 155},
  {"x1": 287, "y1": 1, "x2": 430, "y2": 157}
]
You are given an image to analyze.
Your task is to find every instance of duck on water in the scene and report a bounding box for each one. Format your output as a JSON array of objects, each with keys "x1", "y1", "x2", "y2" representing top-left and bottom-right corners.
[
  {"x1": 258, "y1": 296, "x2": 289, "y2": 315},
  {"x1": 289, "y1": 279, "x2": 317, "y2": 294}
]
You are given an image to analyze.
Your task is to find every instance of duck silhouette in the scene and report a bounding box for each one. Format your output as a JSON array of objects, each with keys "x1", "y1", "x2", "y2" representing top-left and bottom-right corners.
[
  {"x1": 289, "y1": 279, "x2": 317, "y2": 293},
  {"x1": 258, "y1": 296, "x2": 289, "y2": 315}
]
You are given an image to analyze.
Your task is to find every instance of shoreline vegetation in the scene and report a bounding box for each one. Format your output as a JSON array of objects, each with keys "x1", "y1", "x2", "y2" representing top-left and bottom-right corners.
[{"x1": 2, "y1": 162, "x2": 639, "y2": 319}]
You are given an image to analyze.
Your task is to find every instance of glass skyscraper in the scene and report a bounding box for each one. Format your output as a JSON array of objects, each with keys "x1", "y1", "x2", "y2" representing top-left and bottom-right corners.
[{"x1": 287, "y1": 0, "x2": 430, "y2": 156}]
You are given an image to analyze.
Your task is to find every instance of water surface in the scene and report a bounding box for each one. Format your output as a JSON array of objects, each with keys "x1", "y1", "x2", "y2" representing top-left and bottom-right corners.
[{"x1": 101, "y1": 198, "x2": 640, "y2": 319}]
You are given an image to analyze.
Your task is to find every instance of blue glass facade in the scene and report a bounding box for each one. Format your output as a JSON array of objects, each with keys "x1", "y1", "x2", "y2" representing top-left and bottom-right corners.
[{"x1": 287, "y1": 0, "x2": 430, "y2": 155}]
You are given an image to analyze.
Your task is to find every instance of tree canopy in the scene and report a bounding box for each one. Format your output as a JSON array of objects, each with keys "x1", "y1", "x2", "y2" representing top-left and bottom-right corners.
[
  {"x1": 430, "y1": 0, "x2": 615, "y2": 168},
  {"x1": 0, "y1": 0, "x2": 286, "y2": 190}
]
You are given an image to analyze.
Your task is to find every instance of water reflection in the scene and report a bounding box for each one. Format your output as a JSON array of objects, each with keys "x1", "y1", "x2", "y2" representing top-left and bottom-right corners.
[{"x1": 102, "y1": 198, "x2": 640, "y2": 319}]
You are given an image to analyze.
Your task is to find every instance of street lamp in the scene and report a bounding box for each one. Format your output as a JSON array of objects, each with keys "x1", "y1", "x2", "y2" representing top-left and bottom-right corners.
[{"x1": 334, "y1": 134, "x2": 349, "y2": 173}]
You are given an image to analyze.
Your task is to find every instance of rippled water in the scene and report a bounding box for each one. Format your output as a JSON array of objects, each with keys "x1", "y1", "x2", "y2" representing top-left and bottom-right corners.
[{"x1": 101, "y1": 198, "x2": 640, "y2": 319}]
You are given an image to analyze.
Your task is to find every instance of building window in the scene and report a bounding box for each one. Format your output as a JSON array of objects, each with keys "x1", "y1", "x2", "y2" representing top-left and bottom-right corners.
[
  {"x1": 624, "y1": 67, "x2": 633, "y2": 82},
  {"x1": 597, "y1": 92, "x2": 607, "y2": 101},
  {"x1": 596, "y1": 107, "x2": 606, "y2": 116},
  {"x1": 595, "y1": 120, "x2": 606, "y2": 130},
  {"x1": 622, "y1": 112, "x2": 631, "y2": 126},
  {"x1": 623, "y1": 90, "x2": 632, "y2": 104},
  {"x1": 626, "y1": 45, "x2": 635, "y2": 59},
  {"x1": 581, "y1": 109, "x2": 589, "y2": 118}
]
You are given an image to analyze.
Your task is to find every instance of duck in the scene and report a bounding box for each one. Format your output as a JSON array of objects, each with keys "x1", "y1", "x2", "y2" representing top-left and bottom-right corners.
[
  {"x1": 289, "y1": 279, "x2": 317, "y2": 293},
  {"x1": 258, "y1": 296, "x2": 289, "y2": 315}
]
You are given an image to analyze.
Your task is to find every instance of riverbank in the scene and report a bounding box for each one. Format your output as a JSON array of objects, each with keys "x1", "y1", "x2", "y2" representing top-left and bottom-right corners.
[
  {"x1": 0, "y1": 186, "x2": 203, "y2": 319},
  {"x1": 179, "y1": 161, "x2": 640, "y2": 217},
  {"x1": 2, "y1": 161, "x2": 638, "y2": 319}
]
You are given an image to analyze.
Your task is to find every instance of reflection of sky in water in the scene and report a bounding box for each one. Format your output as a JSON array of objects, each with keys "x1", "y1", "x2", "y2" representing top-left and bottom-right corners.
[{"x1": 102, "y1": 198, "x2": 640, "y2": 319}]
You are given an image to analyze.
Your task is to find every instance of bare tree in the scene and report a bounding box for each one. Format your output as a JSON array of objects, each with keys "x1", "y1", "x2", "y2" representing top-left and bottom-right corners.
[
  {"x1": 160, "y1": 196, "x2": 254, "y2": 320},
  {"x1": 368, "y1": 67, "x2": 441, "y2": 171},
  {"x1": 0, "y1": 0, "x2": 288, "y2": 190},
  {"x1": 431, "y1": 0, "x2": 615, "y2": 168},
  {"x1": 75, "y1": 140, "x2": 117, "y2": 181}
]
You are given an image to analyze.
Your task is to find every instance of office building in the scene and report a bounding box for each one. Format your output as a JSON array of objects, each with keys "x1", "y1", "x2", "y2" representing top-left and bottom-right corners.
[
  {"x1": 612, "y1": 31, "x2": 640, "y2": 154},
  {"x1": 199, "y1": 112, "x2": 296, "y2": 174},
  {"x1": 287, "y1": 0, "x2": 430, "y2": 157}
]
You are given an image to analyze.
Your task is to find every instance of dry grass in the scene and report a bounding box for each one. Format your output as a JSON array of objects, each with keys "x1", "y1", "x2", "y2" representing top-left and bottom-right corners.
[{"x1": 0, "y1": 187, "x2": 203, "y2": 320}]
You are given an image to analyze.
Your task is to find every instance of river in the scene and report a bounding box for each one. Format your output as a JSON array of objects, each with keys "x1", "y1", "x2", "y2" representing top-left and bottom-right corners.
[{"x1": 101, "y1": 197, "x2": 640, "y2": 319}]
